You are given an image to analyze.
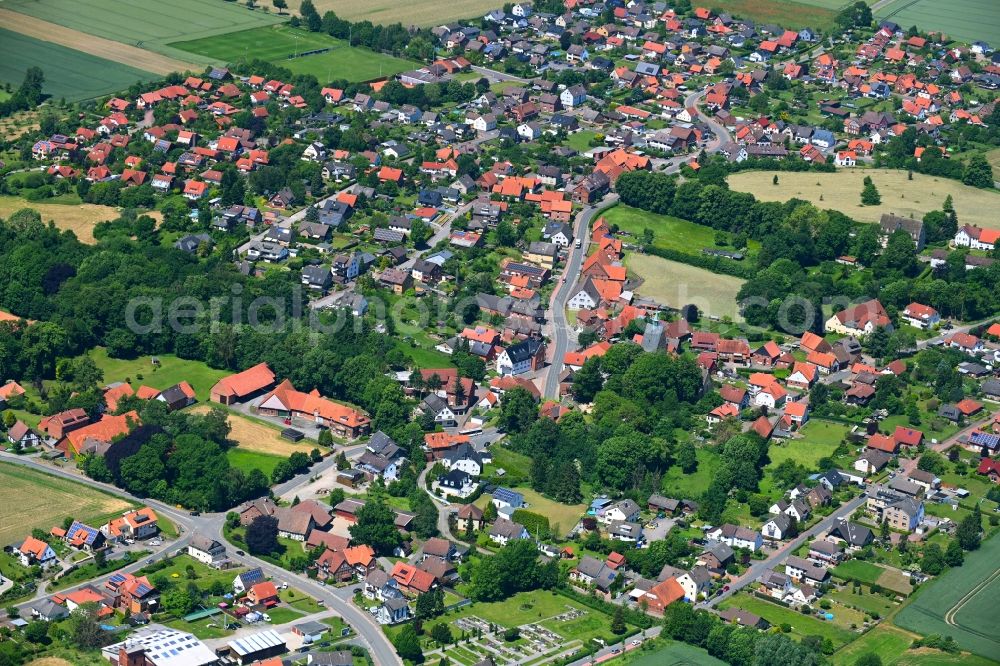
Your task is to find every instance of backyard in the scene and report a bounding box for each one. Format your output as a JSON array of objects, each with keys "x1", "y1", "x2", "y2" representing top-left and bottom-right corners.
[
  {"x1": 766, "y1": 419, "x2": 849, "y2": 470},
  {"x1": 718, "y1": 592, "x2": 857, "y2": 648}
]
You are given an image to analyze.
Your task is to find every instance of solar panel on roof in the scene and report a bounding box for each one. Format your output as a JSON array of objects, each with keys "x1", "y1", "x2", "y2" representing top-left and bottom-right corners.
[{"x1": 109, "y1": 573, "x2": 127, "y2": 584}]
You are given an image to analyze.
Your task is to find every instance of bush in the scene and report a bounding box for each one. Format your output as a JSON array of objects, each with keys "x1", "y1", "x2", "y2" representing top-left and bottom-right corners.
[{"x1": 503, "y1": 627, "x2": 520, "y2": 642}]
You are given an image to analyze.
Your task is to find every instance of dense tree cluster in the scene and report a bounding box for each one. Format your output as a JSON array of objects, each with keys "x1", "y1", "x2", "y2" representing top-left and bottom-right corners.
[
  {"x1": 466, "y1": 539, "x2": 559, "y2": 601},
  {"x1": 505, "y1": 344, "x2": 708, "y2": 501},
  {"x1": 663, "y1": 602, "x2": 827, "y2": 665},
  {"x1": 81, "y1": 405, "x2": 269, "y2": 511}
]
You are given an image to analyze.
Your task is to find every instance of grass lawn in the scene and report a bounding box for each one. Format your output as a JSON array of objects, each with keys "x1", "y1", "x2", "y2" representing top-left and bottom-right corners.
[
  {"x1": 661, "y1": 446, "x2": 721, "y2": 498},
  {"x1": 226, "y1": 448, "x2": 286, "y2": 479},
  {"x1": 767, "y1": 420, "x2": 848, "y2": 470},
  {"x1": 878, "y1": 412, "x2": 960, "y2": 445},
  {"x1": 280, "y1": 587, "x2": 325, "y2": 613},
  {"x1": 603, "y1": 204, "x2": 759, "y2": 257},
  {"x1": 265, "y1": 606, "x2": 304, "y2": 624},
  {"x1": 621, "y1": 640, "x2": 727, "y2": 666},
  {"x1": 485, "y1": 446, "x2": 533, "y2": 479},
  {"x1": 727, "y1": 169, "x2": 1000, "y2": 230},
  {"x1": 626, "y1": 253, "x2": 744, "y2": 321},
  {"x1": 393, "y1": 339, "x2": 456, "y2": 369},
  {"x1": 171, "y1": 24, "x2": 419, "y2": 84},
  {"x1": 565, "y1": 131, "x2": 598, "y2": 152},
  {"x1": 162, "y1": 615, "x2": 233, "y2": 640},
  {"x1": 86, "y1": 347, "x2": 229, "y2": 402},
  {"x1": 137, "y1": 554, "x2": 244, "y2": 589},
  {"x1": 0, "y1": 461, "x2": 134, "y2": 549},
  {"x1": 832, "y1": 560, "x2": 886, "y2": 586},
  {"x1": 895, "y1": 531, "x2": 1000, "y2": 659},
  {"x1": 476, "y1": 488, "x2": 586, "y2": 536},
  {"x1": 827, "y1": 586, "x2": 898, "y2": 618},
  {"x1": 718, "y1": 593, "x2": 855, "y2": 647}
]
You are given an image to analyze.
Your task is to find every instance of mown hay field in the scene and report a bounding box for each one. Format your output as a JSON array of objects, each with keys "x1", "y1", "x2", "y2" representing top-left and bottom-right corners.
[
  {"x1": 626, "y1": 253, "x2": 745, "y2": 321},
  {"x1": 727, "y1": 169, "x2": 1000, "y2": 230},
  {"x1": 278, "y1": 0, "x2": 505, "y2": 27},
  {"x1": 189, "y1": 405, "x2": 316, "y2": 457}
]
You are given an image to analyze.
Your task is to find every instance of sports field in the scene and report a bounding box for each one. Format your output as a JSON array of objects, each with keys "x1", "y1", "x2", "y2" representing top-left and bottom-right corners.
[
  {"x1": 0, "y1": 462, "x2": 133, "y2": 548},
  {"x1": 626, "y1": 253, "x2": 745, "y2": 321},
  {"x1": 876, "y1": 0, "x2": 1000, "y2": 46},
  {"x1": 0, "y1": 27, "x2": 156, "y2": 101},
  {"x1": 727, "y1": 169, "x2": 1000, "y2": 230},
  {"x1": 279, "y1": 0, "x2": 504, "y2": 27},
  {"x1": 171, "y1": 25, "x2": 419, "y2": 83},
  {"x1": 895, "y1": 532, "x2": 1000, "y2": 659},
  {"x1": 3, "y1": 0, "x2": 280, "y2": 61}
]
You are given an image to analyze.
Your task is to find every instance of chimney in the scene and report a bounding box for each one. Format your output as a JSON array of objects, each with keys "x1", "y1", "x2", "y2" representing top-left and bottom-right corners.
[{"x1": 119, "y1": 644, "x2": 146, "y2": 666}]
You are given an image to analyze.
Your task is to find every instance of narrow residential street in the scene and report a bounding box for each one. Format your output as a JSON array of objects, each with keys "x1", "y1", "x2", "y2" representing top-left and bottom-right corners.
[
  {"x1": 541, "y1": 193, "x2": 617, "y2": 399},
  {"x1": 0, "y1": 451, "x2": 403, "y2": 666},
  {"x1": 700, "y1": 492, "x2": 869, "y2": 609}
]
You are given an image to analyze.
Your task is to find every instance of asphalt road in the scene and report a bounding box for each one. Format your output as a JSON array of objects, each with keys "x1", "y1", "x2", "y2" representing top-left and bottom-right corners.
[
  {"x1": 0, "y1": 451, "x2": 403, "y2": 666},
  {"x1": 700, "y1": 491, "x2": 869, "y2": 609},
  {"x1": 541, "y1": 193, "x2": 618, "y2": 399}
]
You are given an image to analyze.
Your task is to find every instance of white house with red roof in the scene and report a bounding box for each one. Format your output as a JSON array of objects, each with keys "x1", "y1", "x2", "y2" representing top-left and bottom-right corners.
[{"x1": 901, "y1": 303, "x2": 940, "y2": 329}]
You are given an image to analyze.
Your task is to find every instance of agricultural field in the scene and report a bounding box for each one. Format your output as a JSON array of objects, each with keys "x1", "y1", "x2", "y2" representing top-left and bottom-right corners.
[
  {"x1": 0, "y1": 462, "x2": 133, "y2": 548},
  {"x1": 626, "y1": 253, "x2": 745, "y2": 321},
  {"x1": 86, "y1": 347, "x2": 229, "y2": 402},
  {"x1": 171, "y1": 25, "x2": 419, "y2": 83},
  {"x1": 0, "y1": 196, "x2": 141, "y2": 243},
  {"x1": 602, "y1": 204, "x2": 759, "y2": 258},
  {"x1": 700, "y1": 0, "x2": 838, "y2": 30},
  {"x1": 189, "y1": 405, "x2": 316, "y2": 456},
  {"x1": 0, "y1": 27, "x2": 156, "y2": 102},
  {"x1": 894, "y1": 532, "x2": 1000, "y2": 659},
  {"x1": 727, "y1": 169, "x2": 1000, "y2": 230},
  {"x1": 832, "y1": 624, "x2": 998, "y2": 666},
  {"x1": 278, "y1": 0, "x2": 504, "y2": 27},
  {"x1": 875, "y1": 0, "x2": 1000, "y2": 46},
  {"x1": 3, "y1": 0, "x2": 280, "y2": 62}
]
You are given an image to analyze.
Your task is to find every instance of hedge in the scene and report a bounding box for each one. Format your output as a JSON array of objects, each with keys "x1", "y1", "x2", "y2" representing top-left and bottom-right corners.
[
  {"x1": 644, "y1": 246, "x2": 757, "y2": 280},
  {"x1": 556, "y1": 586, "x2": 654, "y2": 629}
]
